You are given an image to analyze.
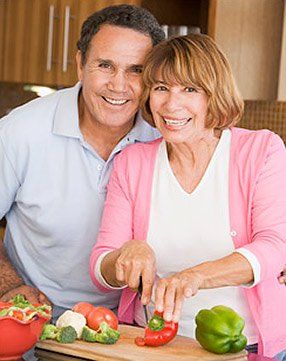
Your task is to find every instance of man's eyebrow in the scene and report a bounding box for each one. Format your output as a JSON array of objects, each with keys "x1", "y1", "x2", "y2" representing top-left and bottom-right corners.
[{"x1": 95, "y1": 58, "x2": 113, "y2": 64}]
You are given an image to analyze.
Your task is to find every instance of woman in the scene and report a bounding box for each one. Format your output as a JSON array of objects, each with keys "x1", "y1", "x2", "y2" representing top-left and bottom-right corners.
[{"x1": 90, "y1": 34, "x2": 286, "y2": 359}]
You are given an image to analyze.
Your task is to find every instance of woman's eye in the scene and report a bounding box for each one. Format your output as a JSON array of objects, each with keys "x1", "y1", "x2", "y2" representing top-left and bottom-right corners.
[
  {"x1": 154, "y1": 85, "x2": 168, "y2": 91},
  {"x1": 185, "y1": 87, "x2": 196, "y2": 93}
]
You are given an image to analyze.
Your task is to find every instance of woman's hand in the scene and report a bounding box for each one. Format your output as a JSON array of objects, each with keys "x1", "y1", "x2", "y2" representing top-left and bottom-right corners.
[
  {"x1": 116, "y1": 240, "x2": 156, "y2": 304},
  {"x1": 155, "y1": 269, "x2": 203, "y2": 323}
]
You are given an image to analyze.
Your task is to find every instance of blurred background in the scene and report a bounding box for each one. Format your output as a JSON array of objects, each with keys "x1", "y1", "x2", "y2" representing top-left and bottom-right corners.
[{"x1": 0, "y1": 0, "x2": 285, "y2": 229}]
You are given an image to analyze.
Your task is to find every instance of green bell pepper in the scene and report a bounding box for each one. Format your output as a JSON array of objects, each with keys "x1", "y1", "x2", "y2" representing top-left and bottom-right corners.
[{"x1": 195, "y1": 305, "x2": 247, "y2": 354}]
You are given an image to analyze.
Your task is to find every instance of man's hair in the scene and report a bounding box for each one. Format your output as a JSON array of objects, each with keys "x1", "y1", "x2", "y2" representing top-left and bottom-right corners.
[
  {"x1": 141, "y1": 33, "x2": 244, "y2": 129},
  {"x1": 77, "y1": 4, "x2": 165, "y2": 65}
]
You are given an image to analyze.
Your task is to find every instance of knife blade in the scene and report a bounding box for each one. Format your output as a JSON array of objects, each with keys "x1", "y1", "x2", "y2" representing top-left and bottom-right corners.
[{"x1": 138, "y1": 276, "x2": 149, "y2": 325}]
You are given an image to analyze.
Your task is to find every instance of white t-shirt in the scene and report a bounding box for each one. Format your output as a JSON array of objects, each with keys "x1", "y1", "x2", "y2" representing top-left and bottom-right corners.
[{"x1": 145, "y1": 130, "x2": 259, "y2": 344}]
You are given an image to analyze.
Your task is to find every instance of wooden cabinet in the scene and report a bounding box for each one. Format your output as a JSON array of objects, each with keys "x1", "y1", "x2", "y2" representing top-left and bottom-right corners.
[
  {"x1": 0, "y1": 3, "x2": 4, "y2": 79},
  {"x1": 278, "y1": 0, "x2": 286, "y2": 101},
  {"x1": 1, "y1": 0, "x2": 141, "y2": 87},
  {"x1": 2, "y1": 0, "x2": 76, "y2": 86},
  {"x1": 208, "y1": 0, "x2": 285, "y2": 100}
]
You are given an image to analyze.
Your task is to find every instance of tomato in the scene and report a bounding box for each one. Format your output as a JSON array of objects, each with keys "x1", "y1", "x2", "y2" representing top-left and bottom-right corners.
[
  {"x1": 87, "y1": 307, "x2": 118, "y2": 331},
  {"x1": 72, "y1": 302, "x2": 95, "y2": 319}
]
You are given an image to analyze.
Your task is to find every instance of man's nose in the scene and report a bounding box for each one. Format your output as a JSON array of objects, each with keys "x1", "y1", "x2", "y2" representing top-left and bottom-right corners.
[{"x1": 107, "y1": 70, "x2": 128, "y2": 93}]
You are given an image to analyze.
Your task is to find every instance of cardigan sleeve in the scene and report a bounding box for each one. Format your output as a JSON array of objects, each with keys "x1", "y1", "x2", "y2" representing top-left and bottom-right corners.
[
  {"x1": 89, "y1": 152, "x2": 134, "y2": 292},
  {"x1": 242, "y1": 133, "x2": 286, "y2": 281}
]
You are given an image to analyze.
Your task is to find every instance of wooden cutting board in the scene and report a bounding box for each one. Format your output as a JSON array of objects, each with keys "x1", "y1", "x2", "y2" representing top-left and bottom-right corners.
[{"x1": 36, "y1": 325, "x2": 248, "y2": 361}]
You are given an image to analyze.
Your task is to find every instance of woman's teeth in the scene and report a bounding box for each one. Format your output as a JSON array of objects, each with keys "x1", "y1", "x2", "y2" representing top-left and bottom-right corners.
[
  {"x1": 103, "y1": 96, "x2": 128, "y2": 105},
  {"x1": 163, "y1": 117, "x2": 190, "y2": 126}
]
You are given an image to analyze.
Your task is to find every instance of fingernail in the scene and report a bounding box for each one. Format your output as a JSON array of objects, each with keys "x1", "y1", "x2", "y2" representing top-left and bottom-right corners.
[
  {"x1": 185, "y1": 289, "x2": 192, "y2": 297},
  {"x1": 173, "y1": 315, "x2": 179, "y2": 323},
  {"x1": 156, "y1": 305, "x2": 163, "y2": 312},
  {"x1": 165, "y1": 312, "x2": 172, "y2": 321}
]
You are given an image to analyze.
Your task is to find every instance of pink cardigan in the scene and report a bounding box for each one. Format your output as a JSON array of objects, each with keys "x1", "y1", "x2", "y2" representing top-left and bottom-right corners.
[{"x1": 90, "y1": 127, "x2": 286, "y2": 357}]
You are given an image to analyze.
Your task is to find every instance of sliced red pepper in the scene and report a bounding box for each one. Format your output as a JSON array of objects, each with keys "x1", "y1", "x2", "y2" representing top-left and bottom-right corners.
[
  {"x1": 12, "y1": 310, "x2": 24, "y2": 320},
  {"x1": 135, "y1": 311, "x2": 178, "y2": 347}
]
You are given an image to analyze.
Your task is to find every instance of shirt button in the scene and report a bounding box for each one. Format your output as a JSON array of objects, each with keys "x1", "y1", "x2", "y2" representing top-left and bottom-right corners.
[
  {"x1": 97, "y1": 164, "x2": 103, "y2": 171},
  {"x1": 230, "y1": 230, "x2": 237, "y2": 237}
]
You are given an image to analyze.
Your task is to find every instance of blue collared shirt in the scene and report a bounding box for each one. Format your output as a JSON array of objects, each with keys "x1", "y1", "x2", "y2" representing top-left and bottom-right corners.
[{"x1": 0, "y1": 83, "x2": 160, "y2": 316}]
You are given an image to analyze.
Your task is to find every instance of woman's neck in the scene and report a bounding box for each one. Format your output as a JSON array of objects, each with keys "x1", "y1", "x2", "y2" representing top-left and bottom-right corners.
[{"x1": 166, "y1": 129, "x2": 222, "y2": 193}]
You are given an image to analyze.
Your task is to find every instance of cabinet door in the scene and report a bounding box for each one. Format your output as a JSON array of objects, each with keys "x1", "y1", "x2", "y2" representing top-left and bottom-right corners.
[
  {"x1": 2, "y1": 0, "x2": 31, "y2": 82},
  {"x1": 2, "y1": 0, "x2": 60, "y2": 86},
  {"x1": 0, "y1": 1, "x2": 4, "y2": 79},
  {"x1": 209, "y1": 0, "x2": 284, "y2": 100},
  {"x1": 278, "y1": 0, "x2": 286, "y2": 101},
  {"x1": 25, "y1": 0, "x2": 60, "y2": 86},
  {"x1": 56, "y1": 0, "x2": 79, "y2": 87}
]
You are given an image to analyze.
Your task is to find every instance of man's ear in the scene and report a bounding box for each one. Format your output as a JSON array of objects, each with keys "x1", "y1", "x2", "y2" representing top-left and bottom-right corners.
[{"x1": 76, "y1": 51, "x2": 83, "y2": 82}]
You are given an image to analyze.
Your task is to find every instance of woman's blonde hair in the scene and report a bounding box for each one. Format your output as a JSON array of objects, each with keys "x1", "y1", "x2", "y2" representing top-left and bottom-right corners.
[{"x1": 141, "y1": 33, "x2": 244, "y2": 129}]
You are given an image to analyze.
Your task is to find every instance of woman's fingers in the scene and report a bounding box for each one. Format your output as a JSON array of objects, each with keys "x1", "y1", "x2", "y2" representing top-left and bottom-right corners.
[
  {"x1": 141, "y1": 266, "x2": 156, "y2": 304},
  {"x1": 115, "y1": 240, "x2": 156, "y2": 293},
  {"x1": 155, "y1": 273, "x2": 200, "y2": 322},
  {"x1": 173, "y1": 288, "x2": 184, "y2": 323},
  {"x1": 155, "y1": 278, "x2": 167, "y2": 313},
  {"x1": 163, "y1": 280, "x2": 177, "y2": 321}
]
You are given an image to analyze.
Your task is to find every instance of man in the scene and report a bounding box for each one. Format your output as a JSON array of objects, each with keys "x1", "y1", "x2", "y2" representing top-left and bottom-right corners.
[{"x1": 0, "y1": 4, "x2": 164, "y2": 319}]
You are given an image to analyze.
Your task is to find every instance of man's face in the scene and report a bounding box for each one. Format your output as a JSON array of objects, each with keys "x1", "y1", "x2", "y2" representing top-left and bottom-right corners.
[{"x1": 76, "y1": 24, "x2": 153, "y2": 130}]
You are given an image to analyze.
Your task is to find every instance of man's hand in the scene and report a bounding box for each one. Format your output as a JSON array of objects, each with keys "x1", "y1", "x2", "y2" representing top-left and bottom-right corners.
[
  {"x1": 115, "y1": 240, "x2": 156, "y2": 304},
  {"x1": 0, "y1": 284, "x2": 52, "y2": 305},
  {"x1": 278, "y1": 265, "x2": 286, "y2": 284}
]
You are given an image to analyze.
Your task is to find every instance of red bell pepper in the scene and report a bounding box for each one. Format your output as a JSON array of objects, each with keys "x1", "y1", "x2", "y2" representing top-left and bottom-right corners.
[{"x1": 135, "y1": 311, "x2": 178, "y2": 347}]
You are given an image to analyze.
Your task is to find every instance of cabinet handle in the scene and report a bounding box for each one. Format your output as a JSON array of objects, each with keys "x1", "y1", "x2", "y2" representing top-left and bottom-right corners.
[
  {"x1": 62, "y1": 6, "x2": 70, "y2": 72},
  {"x1": 46, "y1": 5, "x2": 55, "y2": 71}
]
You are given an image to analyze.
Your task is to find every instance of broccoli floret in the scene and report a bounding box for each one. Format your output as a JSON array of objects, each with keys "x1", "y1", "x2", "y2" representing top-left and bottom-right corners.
[
  {"x1": 40, "y1": 324, "x2": 59, "y2": 341},
  {"x1": 81, "y1": 323, "x2": 120, "y2": 345},
  {"x1": 55, "y1": 326, "x2": 77, "y2": 343},
  {"x1": 81, "y1": 326, "x2": 98, "y2": 342}
]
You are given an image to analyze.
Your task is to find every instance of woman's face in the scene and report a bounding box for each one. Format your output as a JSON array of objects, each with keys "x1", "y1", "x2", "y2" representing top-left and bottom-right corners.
[{"x1": 149, "y1": 79, "x2": 210, "y2": 144}]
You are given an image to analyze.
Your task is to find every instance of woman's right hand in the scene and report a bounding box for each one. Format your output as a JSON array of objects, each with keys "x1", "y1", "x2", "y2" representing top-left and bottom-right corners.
[{"x1": 116, "y1": 240, "x2": 156, "y2": 304}]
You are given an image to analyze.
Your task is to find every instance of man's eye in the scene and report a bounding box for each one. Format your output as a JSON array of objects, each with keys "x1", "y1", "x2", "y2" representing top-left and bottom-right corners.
[
  {"x1": 185, "y1": 87, "x2": 196, "y2": 92},
  {"x1": 98, "y1": 63, "x2": 112, "y2": 69}
]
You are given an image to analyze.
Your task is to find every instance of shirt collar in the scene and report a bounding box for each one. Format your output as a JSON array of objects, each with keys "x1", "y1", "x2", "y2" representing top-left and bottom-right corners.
[
  {"x1": 52, "y1": 83, "x2": 154, "y2": 143},
  {"x1": 52, "y1": 82, "x2": 82, "y2": 139}
]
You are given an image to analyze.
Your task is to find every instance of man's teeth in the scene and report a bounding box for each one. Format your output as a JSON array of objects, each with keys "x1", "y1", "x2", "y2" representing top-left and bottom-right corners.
[
  {"x1": 163, "y1": 118, "x2": 190, "y2": 126},
  {"x1": 103, "y1": 96, "x2": 128, "y2": 105}
]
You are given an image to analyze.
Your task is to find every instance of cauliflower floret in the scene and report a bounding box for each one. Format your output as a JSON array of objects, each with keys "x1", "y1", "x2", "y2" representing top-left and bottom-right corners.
[{"x1": 56, "y1": 310, "x2": 86, "y2": 338}]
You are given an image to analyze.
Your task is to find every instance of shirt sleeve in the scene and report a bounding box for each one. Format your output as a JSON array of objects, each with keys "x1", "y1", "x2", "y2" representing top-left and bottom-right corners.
[
  {"x1": 0, "y1": 134, "x2": 20, "y2": 219},
  {"x1": 235, "y1": 248, "x2": 261, "y2": 287}
]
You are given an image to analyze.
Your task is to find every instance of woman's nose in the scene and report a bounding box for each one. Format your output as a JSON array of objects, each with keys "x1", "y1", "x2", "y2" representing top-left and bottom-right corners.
[{"x1": 163, "y1": 92, "x2": 182, "y2": 112}]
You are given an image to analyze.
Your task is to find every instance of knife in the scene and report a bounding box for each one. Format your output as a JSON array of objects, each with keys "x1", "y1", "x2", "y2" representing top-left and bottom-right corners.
[{"x1": 138, "y1": 276, "x2": 149, "y2": 325}]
